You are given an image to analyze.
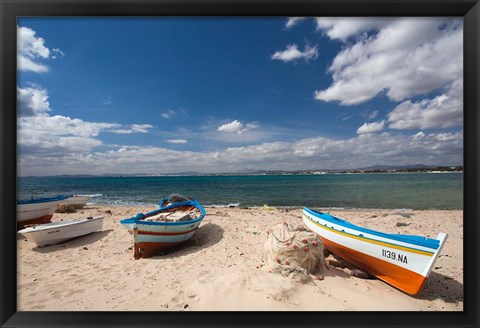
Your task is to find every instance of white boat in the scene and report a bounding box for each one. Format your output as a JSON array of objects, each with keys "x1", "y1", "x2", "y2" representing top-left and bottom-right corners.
[
  {"x1": 303, "y1": 207, "x2": 447, "y2": 295},
  {"x1": 17, "y1": 195, "x2": 69, "y2": 229},
  {"x1": 17, "y1": 216, "x2": 104, "y2": 247},
  {"x1": 59, "y1": 195, "x2": 90, "y2": 209}
]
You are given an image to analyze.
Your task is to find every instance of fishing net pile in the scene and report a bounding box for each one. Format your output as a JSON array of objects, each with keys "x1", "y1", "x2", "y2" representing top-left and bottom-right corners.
[
  {"x1": 55, "y1": 204, "x2": 76, "y2": 213},
  {"x1": 264, "y1": 222, "x2": 328, "y2": 282},
  {"x1": 167, "y1": 194, "x2": 192, "y2": 204}
]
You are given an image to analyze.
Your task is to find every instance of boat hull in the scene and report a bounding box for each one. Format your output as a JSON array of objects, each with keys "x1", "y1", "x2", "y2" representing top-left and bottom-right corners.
[
  {"x1": 120, "y1": 199, "x2": 206, "y2": 259},
  {"x1": 17, "y1": 216, "x2": 104, "y2": 247},
  {"x1": 17, "y1": 214, "x2": 54, "y2": 229},
  {"x1": 131, "y1": 221, "x2": 201, "y2": 258},
  {"x1": 303, "y1": 208, "x2": 447, "y2": 295},
  {"x1": 17, "y1": 196, "x2": 69, "y2": 229}
]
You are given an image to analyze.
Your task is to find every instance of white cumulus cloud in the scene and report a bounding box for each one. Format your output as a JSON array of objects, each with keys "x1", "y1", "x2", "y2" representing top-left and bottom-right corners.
[
  {"x1": 285, "y1": 17, "x2": 307, "y2": 29},
  {"x1": 17, "y1": 86, "x2": 51, "y2": 116},
  {"x1": 17, "y1": 26, "x2": 64, "y2": 73},
  {"x1": 17, "y1": 55, "x2": 49, "y2": 73},
  {"x1": 272, "y1": 44, "x2": 318, "y2": 63},
  {"x1": 17, "y1": 85, "x2": 155, "y2": 160},
  {"x1": 18, "y1": 115, "x2": 154, "y2": 158},
  {"x1": 388, "y1": 79, "x2": 463, "y2": 130},
  {"x1": 17, "y1": 26, "x2": 50, "y2": 59},
  {"x1": 314, "y1": 18, "x2": 463, "y2": 105},
  {"x1": 315, "y1": 17, "x2": 392, "y2": 42},
  {"x1": 217, "y1": 120, "x2": 258, "y2": 134},
  {"x1": 18, "y1": 131, "x2": 463, "y2": 176},
  {"x1": 356, "y1": 120, "x2": 385, "y2": 134}
]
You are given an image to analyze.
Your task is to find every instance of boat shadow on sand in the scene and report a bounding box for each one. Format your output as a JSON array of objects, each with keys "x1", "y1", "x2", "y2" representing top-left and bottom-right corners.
[
  {"x1": 414, "y1": 271, "x2": 464, "y2": 304},
  {"x1": 312, "y1": 260, "x2": 462, "y2": 304},
  {"x1": 146, "y1": 222, "x2": 224, "y2": 260},
  {"x1": 28, "y1": 229, "x2": 113, "y2": 253},
  {"x1": 326, "y1": 264, "x2": 463, "y2": 303}
]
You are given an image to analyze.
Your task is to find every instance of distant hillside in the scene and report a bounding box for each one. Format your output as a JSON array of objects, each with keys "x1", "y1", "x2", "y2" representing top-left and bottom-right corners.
[{"x1": 22, "y1": 164, "x2": 462, "y2": 178}]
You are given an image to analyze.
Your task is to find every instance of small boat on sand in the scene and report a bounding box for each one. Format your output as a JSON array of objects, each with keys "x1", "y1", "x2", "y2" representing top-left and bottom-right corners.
[
  {"x1": 59, "y1": 195, "x2": 90, "y2": 209},
  {"x1": 17, "y1": 216, "x2": 104, "y2": 247},
  {"x1": 303, "y1": 207, "x2": 447, "y2": 295},
  {"x1": 120, "y1": 198, "x2": 206, "y2": 259},
  {"x1": 17, "y1": 195, "x2": 69, "y2": 229}
]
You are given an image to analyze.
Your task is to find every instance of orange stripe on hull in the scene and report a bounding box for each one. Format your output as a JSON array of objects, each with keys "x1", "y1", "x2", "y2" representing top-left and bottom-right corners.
[
  {"x1": 133, "y1": 241, "x2": 185, "y2": 259},
  {"x1": 17, "y1": 214, "x2": 53, "y2": 230},
  {"x1": 321, "y1": 236, "x2": 427, "y2": 295}
]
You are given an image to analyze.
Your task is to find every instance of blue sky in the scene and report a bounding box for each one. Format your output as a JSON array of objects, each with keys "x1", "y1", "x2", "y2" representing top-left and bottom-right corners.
[{"x1": 17, "y1": 17, "x2": 463, "y2": 176}]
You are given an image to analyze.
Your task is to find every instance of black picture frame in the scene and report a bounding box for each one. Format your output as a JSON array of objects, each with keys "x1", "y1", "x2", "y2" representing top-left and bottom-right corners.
[{"x1": 1, "y1": 0, "x2": 478, "y2": 327}]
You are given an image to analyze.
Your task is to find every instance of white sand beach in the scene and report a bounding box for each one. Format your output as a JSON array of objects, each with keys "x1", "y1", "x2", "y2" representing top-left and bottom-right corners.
[{"x1": 17, "y1": 206, "x2": 463, "y2": 311}]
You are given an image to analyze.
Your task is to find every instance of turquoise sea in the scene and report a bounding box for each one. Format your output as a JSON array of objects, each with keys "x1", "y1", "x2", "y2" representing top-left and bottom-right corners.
[{"x1": 17, "y1": 173, "x2": 463, "y2": 210}]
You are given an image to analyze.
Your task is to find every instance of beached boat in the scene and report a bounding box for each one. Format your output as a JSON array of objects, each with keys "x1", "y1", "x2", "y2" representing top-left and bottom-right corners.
[
  {"x1": 120, "y1": 198, "x2": 206, "y2": 259},
  {"x1": 17, "y1": 216, "x2": 104, "y2": 247},
  {"x1": 17, "y1": 195, "x2": 69, "y2": 229},
  {"x1": 302, "y1": 207, "x2": 447, "y2": 295},
  {"x1": 59, "y1": 195, "x2": 90, "y2": 209}
]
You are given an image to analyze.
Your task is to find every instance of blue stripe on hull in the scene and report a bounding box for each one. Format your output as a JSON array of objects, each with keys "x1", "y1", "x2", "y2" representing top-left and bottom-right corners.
[{"x1": 303, "y1": 207, "x2": 440, "y2": 250}]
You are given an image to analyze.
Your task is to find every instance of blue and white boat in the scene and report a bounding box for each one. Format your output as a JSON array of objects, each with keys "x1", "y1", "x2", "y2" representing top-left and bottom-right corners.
[
  {"x1": 17, "y1": 195, "x2": 69, "y2": 229},
  {"x1": 120, "y1": 198, "x2": 206, "y2": 259}
]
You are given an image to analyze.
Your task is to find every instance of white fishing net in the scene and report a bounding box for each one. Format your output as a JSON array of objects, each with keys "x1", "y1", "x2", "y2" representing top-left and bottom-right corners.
[
  {"x1": 264, "y1": 222, "x2": 328, "y2": 282},
  {"x1": 167, "y1": 194, "x2": 192, "y2": 203}
]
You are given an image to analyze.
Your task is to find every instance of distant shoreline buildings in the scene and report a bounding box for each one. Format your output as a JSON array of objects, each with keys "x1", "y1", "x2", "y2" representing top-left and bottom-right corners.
[
  {"x1": 21, "y1": 165, "x2": 464, "y2": 178},
  {"x1": 207, "y1": 166, "x2": 464, "y2": 177}
]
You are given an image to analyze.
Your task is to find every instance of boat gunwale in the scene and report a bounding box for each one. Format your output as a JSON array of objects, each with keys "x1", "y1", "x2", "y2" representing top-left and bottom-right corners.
[
  {"x1": 60, "y1": 195, "x2": 89, "y2": 202},
  {"x1": 303, "y1": 207, "x2": 440, "y2": 250},
  {"x1": 17, "y1": 195, "x2": 70, "y2": 205},
  {"x1": 17, "y1": 216, "x2": 104, "y2": 233},
  {"x1": 303, "y1": 214, "x2": 436, "y2": 256},
  {"x1": 120, "y1": 199, "x2": 206, "y2": 226}
]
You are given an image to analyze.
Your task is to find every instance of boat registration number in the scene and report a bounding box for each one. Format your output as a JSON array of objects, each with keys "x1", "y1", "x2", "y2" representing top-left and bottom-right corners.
[
  {"x1": 47, "y1": 230, "x2": 60, "y2": 235},
  {"x1": 382, "y1": 249, "x2": 408, "y2": 264}
]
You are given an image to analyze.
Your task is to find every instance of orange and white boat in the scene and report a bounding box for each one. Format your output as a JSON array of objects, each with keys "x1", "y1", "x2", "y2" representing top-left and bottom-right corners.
[{"x1": 303, "y1": 207, "x2": 447, "y2": 295}]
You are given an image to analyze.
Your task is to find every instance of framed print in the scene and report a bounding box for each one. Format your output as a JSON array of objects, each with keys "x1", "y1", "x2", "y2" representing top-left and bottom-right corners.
[{"x1": 1, "y1": 0, "x2": 478, "y2": 327}]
